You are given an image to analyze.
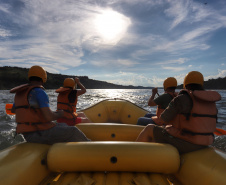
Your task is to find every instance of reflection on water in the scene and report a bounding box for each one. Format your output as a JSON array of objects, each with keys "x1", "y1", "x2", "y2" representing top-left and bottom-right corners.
[{"x1": 0, "y1": 89, "x2": 226, "y2": 151}]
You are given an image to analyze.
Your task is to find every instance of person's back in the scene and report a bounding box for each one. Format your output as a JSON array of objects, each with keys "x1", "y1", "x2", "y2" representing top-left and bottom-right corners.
[
  {"x1": 162, "y1": 75, "x2": 221, "y2": 146},
  {"x1": 137, "y1": 77, "x2": 177, "y2": 126},
  {"x1": 136, "y1": 71, "x2": 221, "y2": 154},
  {"x1": 11, "y1": 65, "x2": 90, "y2": 145},
  {"x1": 56, "y1": 77, "x2": 91, "y2": 126}
]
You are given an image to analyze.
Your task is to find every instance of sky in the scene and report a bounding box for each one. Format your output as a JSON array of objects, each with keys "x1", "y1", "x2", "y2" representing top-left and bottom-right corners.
[{"x1": 0, "y1": 0, "x2": 226, "y2": 87}]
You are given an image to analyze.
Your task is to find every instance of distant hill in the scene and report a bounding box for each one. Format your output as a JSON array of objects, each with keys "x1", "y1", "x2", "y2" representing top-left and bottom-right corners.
[
  {"x1": 1, "y1": 66, "x2": 225, "y2": 90},
  {"x1": 177, "y1": 77, "x2": 226, "y2": 90},
  {"x1": 0, "y1": 66, "x2": 152, "y2": 90}
]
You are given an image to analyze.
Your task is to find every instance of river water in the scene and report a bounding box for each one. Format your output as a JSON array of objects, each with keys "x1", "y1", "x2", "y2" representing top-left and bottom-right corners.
[{"x1": 1, "y1": 89, "x2": 226, "y2": 151}]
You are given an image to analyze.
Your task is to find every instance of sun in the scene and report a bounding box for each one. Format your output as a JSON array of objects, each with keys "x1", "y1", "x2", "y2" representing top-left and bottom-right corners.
[{"x1": 94, "y1": 10, "x2": 131, "y2": 43}]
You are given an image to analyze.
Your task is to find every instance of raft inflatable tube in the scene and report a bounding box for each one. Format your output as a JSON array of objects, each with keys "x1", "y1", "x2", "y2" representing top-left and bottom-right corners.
[
  {"x1": 81, "y1": 99, "x2": 148, "y2": 124},
  {"x1": 47, "y1": 142, "x2": 180, "y2": 174},
  {"x1": 174, "y1": 147, "x2": 226, "y2": 185},
  {"x1": 76, "y1": 123, "x2": 144, "y2": 141},
  {"x1": 0, "y1": 143, "x2": 50, "y2": 185}
]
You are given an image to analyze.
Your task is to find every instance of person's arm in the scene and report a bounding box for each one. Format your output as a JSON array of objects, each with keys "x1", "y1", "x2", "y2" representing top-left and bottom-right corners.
[
  {"x1": 11, "y1": 103, "x2": 15, "y2": 113},
  {"x1": 160, "y1": 94, "x2": 191, "y2": 124},
  {"x1": 34, "y1": 88, "x2": 64, "y2": 121},
  {"x1": 40, "y1": 107, "x2": 64, "y2": 121},
  {"x1": 148, "y1": 88, "x2": 158, "y2": 106},
  {"x1": 160, "y1": 99, "x2": 178, "y2": 124},
  {"x1": 75, "y1": 77, "x2": 86, "y2": 96}
]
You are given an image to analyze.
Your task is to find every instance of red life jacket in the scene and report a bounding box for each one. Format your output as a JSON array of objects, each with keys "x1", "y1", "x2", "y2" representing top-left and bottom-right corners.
[
  {"x1": 152, "y1": 92, "x2": 177, "y2": 125},
  {"x1": 55, "y1": 87, "x2": 78, "y2": 122},
  {"x1": 10, "y1": 84, "x2": 56, "y2": 134},
  {"x1": 165, "y1": 89, "x2": 221, "y2": 145}
]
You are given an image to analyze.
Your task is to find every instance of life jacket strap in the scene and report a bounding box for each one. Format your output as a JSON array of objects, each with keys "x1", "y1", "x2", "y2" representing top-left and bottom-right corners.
[
  {"x1": 15, "y1": 105, "x2": 38, "y2": 112},
  {"x1": 57, "y1": 102, "x2": 76, "y2": 107},
  {"x1": 57, "y1": 102, "x2": 76, "y2": 113},
  {"x1": 181, "y1": 129, "x2": 214, "y2": 137},
  {"x1": 57, "y1": 102, "x2": 70, "y2": 105},
  {"x1": 183, "y1": 113, "x2": 217, "y2": 120},
  {"x1": 17, "y1": 122, "x2": 43, "y2": 125},
  {"x1": 15, "y1": 105, "x2": 29, "y2": 109},
  {"x1": 58, "y1": 108, "x2": 77, "y2": 121},
  {"x1": 60, "y1": 109, "x2": 72, "y2": 113},
  {"x1": 191, "y1": 113, "x2": 217, "y2": 119}
]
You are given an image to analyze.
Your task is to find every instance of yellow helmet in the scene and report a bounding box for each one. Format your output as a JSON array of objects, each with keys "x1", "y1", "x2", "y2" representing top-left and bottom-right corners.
[
  {"x1": 63, "y1": 78, "x2": 75, "y2": 88},
  {"x1": 183, "y1": 71, "x2": 204, "y2": 88},
  {"x1": 28, "y1": 65, "x2": 47, "y2": 83},
  {"x1": 163, "y1": 77, "x2": 177, "y2": 90}
]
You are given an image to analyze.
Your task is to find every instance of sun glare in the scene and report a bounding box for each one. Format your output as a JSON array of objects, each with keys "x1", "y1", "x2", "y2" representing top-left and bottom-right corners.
[{"x1": 94, "y1": 10, "x2": 131, "y2": 43}]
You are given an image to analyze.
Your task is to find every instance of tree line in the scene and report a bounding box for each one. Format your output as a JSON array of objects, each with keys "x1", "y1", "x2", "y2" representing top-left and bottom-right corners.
[
  {"x1": 0, "y1": 66, "x2": 151, "y2": 90},
  {"x1": 1, "y1": 66, "x2": 225, "y2": 90}
]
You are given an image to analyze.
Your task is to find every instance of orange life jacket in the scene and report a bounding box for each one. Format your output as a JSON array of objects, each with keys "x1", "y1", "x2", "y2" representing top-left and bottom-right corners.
[
  {"x1": 152, "y1": 92, "x2": 177, "y2": 125},
  {"x1": 55, "y1": 87, "x2": 78, "y2": 121},
  {"x1": 165, "y1": 89, "x2": 221, "y2": 145},
  {"x1": 10, "y1": 84, "x2": 56, "y2": 134}
]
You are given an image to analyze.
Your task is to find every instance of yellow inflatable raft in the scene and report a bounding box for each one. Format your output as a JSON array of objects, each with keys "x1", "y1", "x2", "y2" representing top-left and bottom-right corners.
[
  {"x1": 47, "y1": 142, "x2": 179, "y2": 174},
  {"x1": 0, "y1": 99, "x2": 226, "y2": 185},
  {"x1": 76, "y1": 123, "x2": 144, "y2": 141},
  {"x1": 81, "y1": 98, "x2": 148, "y2": 124}
]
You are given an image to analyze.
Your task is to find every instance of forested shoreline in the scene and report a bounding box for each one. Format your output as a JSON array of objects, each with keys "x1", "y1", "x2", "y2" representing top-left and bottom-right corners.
[
  {"x1": 0, "y1": 66, "x2": 151, "y2": 90},
  {"x1": 0, "y1": 66, "x2": 226, "y2": 90}
]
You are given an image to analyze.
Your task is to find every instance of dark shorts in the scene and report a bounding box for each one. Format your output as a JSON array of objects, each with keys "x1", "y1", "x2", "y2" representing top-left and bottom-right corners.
[
  {"x1": 153, "y1": 126, "x2": 208, "y2": 154},
  {"x1": 57, "y1": 117, "x2": 82, "y2": 126},
  {"x1": 136, "y1": 113, "x2": 156, "y2": 126},
  {"x1": 23, "y1": 123, "x2": 90, "y2": 145}
]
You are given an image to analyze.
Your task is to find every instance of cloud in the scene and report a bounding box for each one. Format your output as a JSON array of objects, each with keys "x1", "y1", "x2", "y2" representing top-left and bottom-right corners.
[
  {"x1": 0, "y1": 0, "x2": 133, "y2": 70},
  {"x1": 93, "y1": 71, "x2": 167, "y2": 87},
  {"x1": 157, "y1": 58, "x2": 188, "y2": 65},
  {"x1": 180, "y1": 24, "x2": 221, "y2": 43},
  {"x1": 90, "y1": 59, "x2": 139, "y2": 68},
  {"x1": 0, "y1": 0, "x2": 226, "y2": 87},
  {"x1": 206, "y1": 69, "x2": 226, "y2": 80},
  {"x1": 0, "y1": 3, "x2": 11, "y2": 14},
  {"x1": 116, "y1": 59, "x2": 139, "y2": 66},
  {"x1": 165, "y1": 0, "x2": 223, "y2": 30},
  {"x1": 131, "y1": 0, "x2": 226, "y2": 60},
  {"x1": 165, "y1": 0, "x2": 190, "y2": 29},
  {"x1": 174, "y1": 73, "x2": 187, "y2": 86},
  {"x1": 0, "y1": 28, "x2": 11, "y2": 37},
  {"x1": 161, "y1": 66, "x2": 186, "y2": 72}
]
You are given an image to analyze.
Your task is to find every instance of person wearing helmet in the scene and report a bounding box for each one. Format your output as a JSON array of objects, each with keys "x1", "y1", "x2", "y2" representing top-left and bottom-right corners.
[
  {"x1": 10, "y1": 65, "x2": 90, "y2": 144},
  {"x1": 136, "y1": 71, "x2": 221, "y2": 154},
  {"x1": 137, "y1": 77, "x2": 178, "y2": 126},
  {"x1": 56, "y1": 77, "x2": 92, "y2": 126}
]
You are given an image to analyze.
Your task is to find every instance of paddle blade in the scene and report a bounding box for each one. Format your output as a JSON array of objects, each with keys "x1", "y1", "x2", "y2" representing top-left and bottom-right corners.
[
  {"x1": 214, "y1": 128, "x2": 226, "y2": 136},
  {"x1": 5, "y1": 104, "x2": 15, "y2": 115}
]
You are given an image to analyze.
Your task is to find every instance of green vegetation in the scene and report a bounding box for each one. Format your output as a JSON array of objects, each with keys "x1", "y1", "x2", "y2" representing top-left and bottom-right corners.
[
  {"x1": 177, "y1": 78, "x2": 226, "y2": 89},
  {"x1": 0, "y1": 66, "x2": 152, "y2": 90},
  {"x1": 1, "y1": 66, "x2": 225, "y2": 90},
  {"x1": 203, "y1": 78, "x2": 226, "y2": 89}
]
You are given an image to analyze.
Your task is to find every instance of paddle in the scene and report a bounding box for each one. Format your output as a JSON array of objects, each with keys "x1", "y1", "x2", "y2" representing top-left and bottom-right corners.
[
  {"x1": 5, "y1": 103, "x2": 15, "y2": 115},
  {"x1": 214, "y1": 128, "x2": 226, "y2": 136}
]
